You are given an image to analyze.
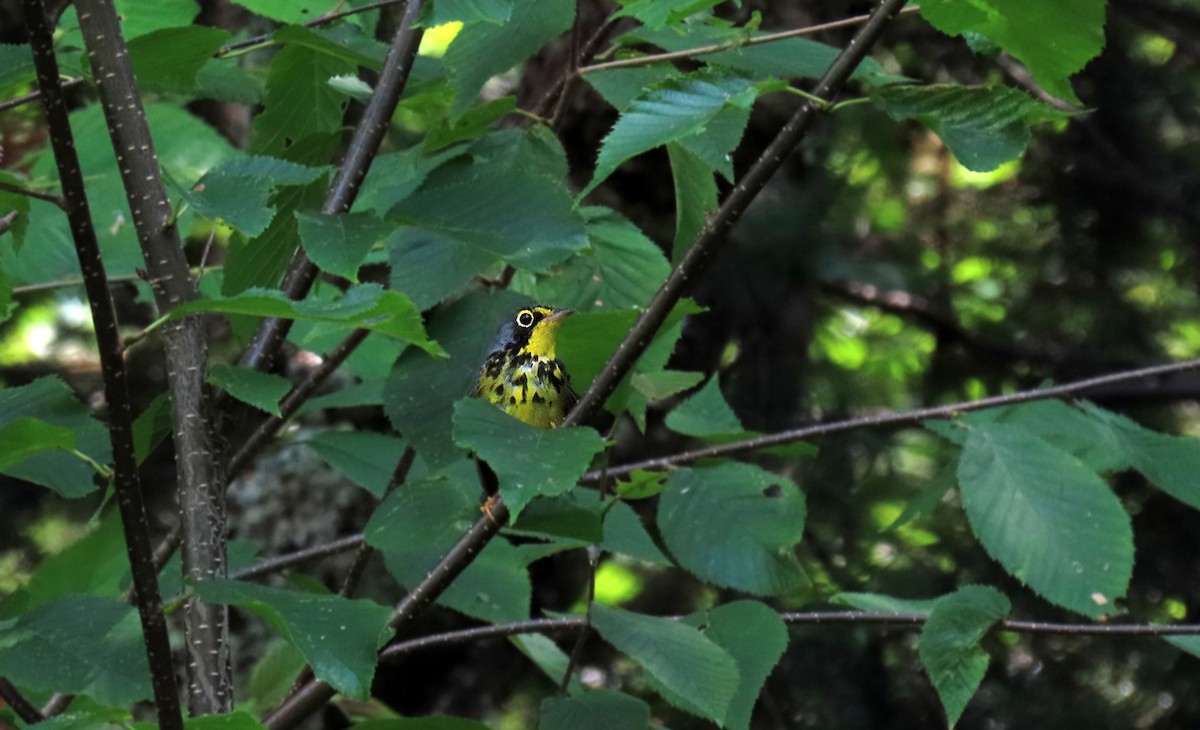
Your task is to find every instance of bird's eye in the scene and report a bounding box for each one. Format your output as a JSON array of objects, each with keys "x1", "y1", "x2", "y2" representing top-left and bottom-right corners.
[{"x1": 516, "y1": 310, "x2": 535, "y2": 328}]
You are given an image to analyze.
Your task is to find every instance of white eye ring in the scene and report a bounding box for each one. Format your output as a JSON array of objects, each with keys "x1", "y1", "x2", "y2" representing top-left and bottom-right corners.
[{"x1": 516, "y1": 310, "x2": 535, "y2": 328}]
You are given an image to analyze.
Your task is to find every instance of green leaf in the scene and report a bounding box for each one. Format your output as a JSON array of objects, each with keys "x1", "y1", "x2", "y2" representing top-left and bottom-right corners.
[
  {"x1": 127, "y1": 26, "x2": 231, "y2": 92},
  {"x1": 613, "y1": 0, "x2": 722, "y2": 30},
  {"x1": 0, "y1": 513, "x2": 129, "y2": 618},
  {"x1": 389, "y1": 159, "x2": 588, "y2": 271},
  {"x1": 433, "y1": 0, "x2": 514, "y2": 25},
  {"x1": 591, "y1": 604, "x2": 739, "y2": 724},
  {"x1": 133, "y1": 392, "x2": 174, "y2": 464},
  {"x1": 0, "y1": 378, "x2": 111, "y2": 498},
  {"x1": 586, "y1": 65, "x2": 678, "y2": 111},
  {"x1": 874, "y1": 84, "x2": 1070, "y2": 172},
  {"x1": 180, "y1": 712, "x2": 268, "y2": 729},
  {"x1": 425, "y1": 96, "x2": 518, "y2": 151},
  {"x1": 29, "y1": 700, "x2": 130, "y2": 730},
  {"x1": 525, "y1": 207, "x2": 671, "y2": 312},
  {"x1": 0, "y1": 417, "x2": 76, "y2": 472},
  {"x1": 173, "y1": 155, "x2": 328, "y2": 238},
  {"x1": 509, "y1": 492, "x2": 604, "y2": 543},
  {"x1": 114, "y1": 0, "x2": 199, "y2": 38},
  {"x1": 511, "y1": 633, "x2": 581, "y2": 692},
  {"x1": 961, "y1": 400, "x2": 1128, "y2": 473},
  {"x1": 0, "y1": 596, "x2": 151, "y2": 706},
  {"x1": 540, "y1": 689, "x2": 651, "y2": 730},
  {"x1": 251, "y1": 42, "x2": 353, "y2": 155},
  {"x1": 354, "y1": 145, "x2": 468, "y2": 215},
  {"x1": 631, "y1": 370, "x2": 704, "y2": 402},
  {"x1": 886, "y1": 466, "x2": 956, "y2": 531},
  {"x1": 664, "y1": 376, "x2": 743, "y2": 438},
  {"x1": 918, "y1": 0, "x2": 1104, "y2": 104},
  {"x1": 659, "y1": 463, "x2": 808, "y2": 596},
  {"x1": 583, "y1": 71, "x2": 756, "y2": 196},
  {"x1": 0, "y1": 43, "x2": 34, "y2": 90},
  {"x1": 274, "y1": 24, "x2": 386, "y2": 70},
  {"x1": 209, "y1": 364, "x2": 292, "y2": 416},
  {"x1": 193, "y1": 579, "x2": 392, "y2": 699},
  {"x1": 295, "y1": 210, "x2": 393, "y2": 281},
  {"x1": 307, "y1": 431, "x2": 405, "y2": 497},
  {"x1": 831, "y1": 592, "x2": 941, "y2": 615},
  {"x1": 687, "y1": 601, "x2": 787, "y2": 730},
  {"x1": 231, "y1": 0, "x2": 333, "y2": 24},
  {"x1": 0, "y1": 172, "x2": 32, "y2": 251},
  {"x1": 1082, "y1": 403, "x2": 1200, "y2": 511},
  {"x1": 918, "y1": 585, "x2": 1011, "y2": 727},
  {"x1": 246, "y1": 639, "x2": 305, "y2": 711},
  {"x1": 451, "y1": 399, "x2": 607, "y2": 518},
  {"x1": 673, "y1": 102, "x2": 750, "y2": 181},
  {"x1": 172, "y1": 285, "x2": 444, "y2": 355},
  {"x1": 958, "y1": 422, "x2": 1132, "y2": 617},
  {"x1": 602, "y1": 500, "x2": 670, "y2": 565},
  {"x1": 388, "y1": 228, "x2": 502, "y2": 310},
  {"x1": 364, "y1": 473, "x2": 532, "y2": 622},
  {"x1": 384, "y1": 290, "x2": 530, "y2": 469},
  {"x1": 1167, "y1": 635, "x2": 1200, "y2": 661},
  {"x1": 613, "y1": 469, "x2": 668, "y2": 501},
  {"x1": 444, "y1": 0, "x2": 575, "y2": 111},
  {"x1": 668, "y1": 142, "x2": 718, "y2": 262}
]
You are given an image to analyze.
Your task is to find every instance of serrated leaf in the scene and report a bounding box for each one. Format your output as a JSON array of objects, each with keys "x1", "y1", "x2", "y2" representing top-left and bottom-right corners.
[
  {"x1": 668, "y1": 142, "x2": 718, "y2": 261},
  {"x1": 133, "y1": 392, "x2": 173, "y2": 464},
  {"x1": 295, "y1": 210, "x2": 393, "y2": 281},
  {"x1": 0, "y1": 378, "x2": 110, "y2": 498},
  {"x1": 451, "y1": 399, "x2": 606, "y2": 518},
  {"x1": 307, "y1": 431, "x2": 405, "y2": 497},
  {"x1": 1082, "y1": 403, "x2": 1200, "y2": 511},
  {"x1": 874, "y1": 84, "x2": 1071, "y2": 172},
  {"x1": 613, "y1": 0, "x2": 722, "y2": 30},
  {"x1": 171, "y1": 285, "x2": 443, "y2": 355},
  {"x1": 114, "y1": 0, "x2": 199, "y2": 38},
  {"x1": 251, "y1": 42, "x2": 353, "y2": 155},
  {"x1": 919, "y1": 585, "x2": 1011, "y2": 727},
  {"x1": 0, "y1": 596, "x2": 151, "y2": 706},
  {"x1": 614, "y1": 469, "x2": 668, "y2": 501},
  {"x1": 390, "y1": 160, "x2": 588, "y2": 271},
  {"x1": 540, "y1": 689, "x2": 651, "y2": 730},
  {"x1": 173, "y1": 155, "x2": 327, "y2": 237},
  {"x1": 355, "y1": 145, "x2": 468, "y2": 215},
  {"x1": 631, "y1": 370, "x2": 705, "y2": 402},
  {"x1": 127, "y1": 26, "x2": 230, "y2": 92},
  {"x1": 918, "y1": 0, "x2": 1104, "y2": 104},
  {"x1": 247, "y1": 639, "x2": 305, "y2": 711},
  {"x1": 509, "y1": 492, "x2": 604, "y2": 543},
  {"x1": 364, "y1": 473, "x2": 532, "y2": 622},
  {"x1": 687, "y1": 601, "x2": 787, "y2": 730},
  {"x1": 659, "y1": 463, "x2": 808, "y2": 596},
  {"x1": 0, "y1": 43, "x2": 34, "y2": 89},
  {"x1": 425, "y1": 96, "x2": 517, "y2": 151},
  {"x1": 275, "y1": 24, "x2": 386, "y2": 70},
  {"x1": 328, "y1": 73, "x2": 374, "y2": 101},
  {"x1": 586, "y1": 65, "x2": 678, "y2": 111},
  {"x1": 525, "y1": 207, "x2": 671, "y2": 312},
  {"x1": 958, "y1": 422, "x2": 1132, "y2": 617},
  {"x1": 962, "y1": 400, "x2": 1128, "y2": 473},
  {"x1": 231, "y1": 0, "x2": 332, "y2": 24},
  {"x1": 583, "y1": 71, "x2": 755, "y2": 196},
  {"x1": 193, "y1": 579, "x2": 392, "y2": 699},
  {"x1": 444, "y1": 0, "x2": 575, "y2": 111},
  {"x1": 591, "y1": 604, "x2": 739, "y2": 724},
  {"x1": 209, "y1": 364, "x2": 292, "y2": 416}
]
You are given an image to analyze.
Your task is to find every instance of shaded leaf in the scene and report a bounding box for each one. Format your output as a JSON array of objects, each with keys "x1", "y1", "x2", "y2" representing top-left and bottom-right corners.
[
  {"x1": 388, "y1": 228, "x2": 501, "y2": 310},
  {"x1": 307, "y1": 431, "x2": 406, "y2": 497},
  {"x1": 0, "y1": 417, "x2": 76, "y2": 472},
  {"x1": 664, "y1": 376, "x2": 743, "y2": 438},
  {"x1": 128, "y1": 26, "x2": 230, "y2": 92},
  {"x1": 0, "y1": 378, "x2": 110, "y2": 498},
  {"x1": 685, "y1": 601, "x2": 787, "y2": 730},
  {"x1": 919, "y1": 585, "x2": 1011, "y2": 727},
  {"x1": 659, "y1": 463, "x2": 809, "y2": 596},
  {"x1": 668, "y1": 142, "x2": 718, "y2": 261},
  {"x1": 602, "y1": 500, "x2": 670, "y2": 565},
  {"x1": 540, "y1": 689, "x2": 651, "y2": 730},
  {"x1": 1082, "y1": 402, "x2": 1200, "y2": 511},
  {"x1": 209, "y1": 364, "x2": 292, "y2": 416},
  {"x1": 194, "y1": 579, "x2": 392, "y2": 699},
  {"x1": 832, "y1": 592, "x2": 941, "y2": 616},
  {"x1": 296, "y1": 210, "x2": 393, "y2": 281}
]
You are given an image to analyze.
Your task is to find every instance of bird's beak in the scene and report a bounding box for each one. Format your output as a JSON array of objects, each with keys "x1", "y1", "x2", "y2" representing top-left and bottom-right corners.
[{"x1": 545, "y1": 308, "x2": 573, "y2": 324}]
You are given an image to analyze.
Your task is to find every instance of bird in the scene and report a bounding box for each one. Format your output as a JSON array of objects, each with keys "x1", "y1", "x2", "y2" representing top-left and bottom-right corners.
[{"x1": 474, "y1": 305, "x2": 577, "y2": 429}]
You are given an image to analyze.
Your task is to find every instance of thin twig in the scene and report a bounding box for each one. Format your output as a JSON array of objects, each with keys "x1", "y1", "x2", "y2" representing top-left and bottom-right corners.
[
  {"x1": 0, "y1": 179, "x2": 65, "y2": 208},
  {"x1": 587, "y1": 355, "x2": 1200, "y2": 482},
  {"x1": 339, "y1": 447, "x2": 416, "y2": 597},
  {"x1": 240, "y1": 0, "x2": 425, "y2": 375},
  {"x1": 20, "y1": 1, "x2": 183, "y2": 726},
  {"x1": 11, "y1": 266, "x2": 224, "y2": 295},
  {"x1": 0, "y1": 678, "x2": 44, "y2": 724},
  {"x1": 216, "y1": 0, "x2": 410, "y2": 56},
  {"x1": 0, "y1": 77, "x2": 84, "y2": 114},
  {"x1": 576, "y1": 4, "x2": 922, "y2": 76},
  {"x1": 563, "y1": 0, "x2": 911, "y2": 427},
  {"x1": 231, "y1": 534, "x2": 365, "y2": 581},
  {"x1": 378, "y1": 612, "x2": 1200, "y2": 662}
]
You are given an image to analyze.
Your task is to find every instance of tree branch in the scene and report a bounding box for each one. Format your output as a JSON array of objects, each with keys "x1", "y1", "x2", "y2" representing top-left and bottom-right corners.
[
  {"x1": 239, "y1": 0, "x2": 425, "y2": 374},
  {"x1": 0, "y1": 677, "x2": 44, "y2": 724},
  {"x1": 586, "y1": 355, "x2": 1200, "y2": 482},
  {"x1": 74, "y1": 0, "x2": 230, "y2": 713},
  {"x1": 0, "y1": 179, "x2": 65, "y2": 209},
  {"x1": 19, "y1": 1, "x2": 182, "y2": 726},
  {"x1": 231, "y1": 534, "x2": 365, "y2": 582},
  {"x1": 576, "y1": 4, "x2": 921, "y2": 76},
  {"x1": 563, "y1": 0, "x2": 911, "y2": 427},
  {"x1": 377, "y1": 612, "x2": 1200, "y2": 663}
]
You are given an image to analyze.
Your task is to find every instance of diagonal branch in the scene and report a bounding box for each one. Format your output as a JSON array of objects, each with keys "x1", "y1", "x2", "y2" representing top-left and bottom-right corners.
[
  {"x1": 19, "y1": 1, "x2": 182, "y2": 726},
  {"x1": 260, "y1": 3, "x2": 909, "y2": 727},
  {"x1": 587, "y1": 355, "x2": 1200, "y2": 482},
  {"x1": 0, "y1": 677, "x2": 45, "y2": 724},
  {"x1": 0, "y1": 179, "x2": 65, "y2": 208},
  {"x1": 73, "y1": 0, "x2": 230, "y2": 713},
  {"x1": 239, "y1": 0, "x2": 425, "y2": 374},
  {"x1": 563, "y1": 0, "x2": 912, "y2": 427}
]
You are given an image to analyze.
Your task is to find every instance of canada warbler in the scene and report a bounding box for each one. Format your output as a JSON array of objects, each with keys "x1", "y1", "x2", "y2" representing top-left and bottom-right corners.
[{"x1": 474, "y1": 305, "x2": 577, "y2": 428}]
